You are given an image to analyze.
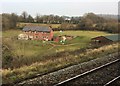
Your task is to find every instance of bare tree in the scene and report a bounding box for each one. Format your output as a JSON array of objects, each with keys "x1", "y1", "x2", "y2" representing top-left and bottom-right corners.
[{"x1": 21, "y1": 11, "x2": 28, "y2": 22}]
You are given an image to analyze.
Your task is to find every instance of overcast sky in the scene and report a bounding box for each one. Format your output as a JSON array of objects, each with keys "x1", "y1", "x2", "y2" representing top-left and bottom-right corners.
[{"x1": 0, "y1": 0, "x2": 119, "y2": 17}]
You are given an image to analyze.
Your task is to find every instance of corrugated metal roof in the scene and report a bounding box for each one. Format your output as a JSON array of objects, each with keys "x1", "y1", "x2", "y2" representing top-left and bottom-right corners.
[
  {"x1": 104, "y1": 34, "x2": 120, "y2": 41},
  {"x1": 23, "y1": 26, "x2": 51, "y2": 32}
]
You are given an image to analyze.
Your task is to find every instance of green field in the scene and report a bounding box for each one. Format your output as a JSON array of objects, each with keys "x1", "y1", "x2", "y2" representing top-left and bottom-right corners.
[
  {"x1": 3, "y1": 30, "x2": 117, "y2": 84},
  {"x1": 3, "y1": 30, "x2": 112, "y2": 67}
]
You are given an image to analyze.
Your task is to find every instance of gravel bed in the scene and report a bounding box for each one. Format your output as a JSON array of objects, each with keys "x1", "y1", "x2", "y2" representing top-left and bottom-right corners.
[
  {"x1": 16, "y1": 52, "x2": 119, "y2": 86},
  {"x1": 63, "y1": 60, "x2": 120, "y2": 86},
  {"x1": 107, "y1": 77, "x2": 120, "y2": 86}
]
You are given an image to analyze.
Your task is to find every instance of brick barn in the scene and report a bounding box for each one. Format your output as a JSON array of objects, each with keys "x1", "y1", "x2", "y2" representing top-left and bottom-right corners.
[
  {"x1": 91, "y1": 34, "x2": 120, "y2": 46},
  {"x1": 23, "y1": 26, "x2": 53, "y2": 40}
]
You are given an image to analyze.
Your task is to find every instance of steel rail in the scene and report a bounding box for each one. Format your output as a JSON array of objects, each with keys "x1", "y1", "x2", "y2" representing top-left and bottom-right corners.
[
  {"x1": 54, "y1": 59, "x2": 120, "y2": 86},
  {"x1": 103, "y1": 75, "x2": 120, "y2": 86}
]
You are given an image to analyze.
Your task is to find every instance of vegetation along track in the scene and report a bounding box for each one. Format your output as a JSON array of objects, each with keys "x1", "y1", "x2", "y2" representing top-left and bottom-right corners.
[
  {"x1": 54, "y1": 59, "x2": 120, "y2": 86},
  {"x1": 16, "y1": 53, "x2": 120, "y2": 86}
]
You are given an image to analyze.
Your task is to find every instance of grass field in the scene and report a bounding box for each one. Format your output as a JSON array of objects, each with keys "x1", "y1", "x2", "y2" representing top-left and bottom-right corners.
[
  {"x1": 17, "y1": 23, "x2": 60, "y2": 28},
  {"x1": 17, "y1": 22, "x2": 77, "y2": 29},
  {"x1": 3, "y1": 30, "x2": 112, "y2": 67},
  {"x1": 3, "y1": 30, "x2": 117, "y2": 84}
]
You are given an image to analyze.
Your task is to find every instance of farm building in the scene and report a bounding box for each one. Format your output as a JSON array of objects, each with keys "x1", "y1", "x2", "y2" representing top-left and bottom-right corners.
[
  {"x1": 53, "y1": 35, "x2": 74, "y2": 42},
  {"x1": 91, "y1": 34, "x2": 120, "y2": 46},
  {"x1": 22, "y1": 26, "x2": 53, "y2": 40}
]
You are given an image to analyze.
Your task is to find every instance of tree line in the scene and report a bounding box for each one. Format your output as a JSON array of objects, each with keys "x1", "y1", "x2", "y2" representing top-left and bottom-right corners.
[
  {"x1": 2, "y1": 11, "x2": 119, "y2": 33},
  {"x1": 77, "y1": 13, "x2": 118, "y2": 33}
]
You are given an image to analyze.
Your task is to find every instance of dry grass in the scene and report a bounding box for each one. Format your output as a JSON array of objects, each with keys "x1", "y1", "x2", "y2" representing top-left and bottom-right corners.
[
  {"x1": 17, "y1": 23, "x2": 61, "y2": 28},
  {"x1": 2, "y1": 30, "x2": 111, "y2": 68},
  {"x1": 2, "y1": 42, "x2": 119, "y2": 84},
  {"x1": 2, "y1": 29, "x2": 115, "y2": 84}
]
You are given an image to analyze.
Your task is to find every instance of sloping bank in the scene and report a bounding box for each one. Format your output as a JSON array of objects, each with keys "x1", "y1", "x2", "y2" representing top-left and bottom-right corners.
[
  {"x1": 16, "y1": 44, "x2": 120, "y2": 85},
  {"x1": 2, "y1": 43, "x2": 119, "y2": 84}
]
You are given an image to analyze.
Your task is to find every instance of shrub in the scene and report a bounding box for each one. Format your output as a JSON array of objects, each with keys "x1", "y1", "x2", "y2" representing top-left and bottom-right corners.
[{"x1": 2, "y1": 45, "x2": 13, "y2": 69}]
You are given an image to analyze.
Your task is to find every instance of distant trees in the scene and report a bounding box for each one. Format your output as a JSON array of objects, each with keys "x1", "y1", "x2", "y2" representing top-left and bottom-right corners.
[
  {"x1": 17, "y1": 11, "x2": 34, "y2": 23},
  {"x1": 77, "y1": 13, "x2": 118, "y2": 33},
  {"x1": 59, "y1": 23, "x2": 75, "y2": 30},
  {"x1": 21, "y1": 11, "x2": 28, "y2": 22},
  {"x1": 10, "y1": 13, "x2": 18, "y2": 28},
  {"x1": 78, "y1": 13, "x2": 107, "y2": 28},
  {"x1": 35, "y1": 14, "x2": 42, "y2": 23},
  {"x1": 35, "y1": 14, "x2": 65, "y2": 24},
  {"x1": 27, "y1": 15, "x2": 34, "y2": 23},
  {"x1": 2, "y1": 11, "x2": 81, "y2": 30},
  {"x1": 104, "y1": 23, "x2": 118, "y2": 33},
  {"x1": 2, "y1": 12, "x2": 34, "y2": 30},
  {"x1": 2, "y1": 11, "x2": 118, "y2": 33},
  {"x1": 2, "y1": 13, "x2": 18, "y2": 30}
]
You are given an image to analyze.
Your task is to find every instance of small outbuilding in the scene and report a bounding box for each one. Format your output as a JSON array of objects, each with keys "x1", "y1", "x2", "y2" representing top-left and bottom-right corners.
[
  {"x1": 91, "y1": 34, "x2": 120, "y2": 46},
  {"x1": 18, "y1": 34, "x2": 28, "y2": 40},
  {"x1": 53, "y1": 35, "x2": 74, "y2": 42}
]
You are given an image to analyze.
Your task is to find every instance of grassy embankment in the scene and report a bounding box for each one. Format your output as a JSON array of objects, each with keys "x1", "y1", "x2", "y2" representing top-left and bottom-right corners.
[{"x1": 3, "y1": 30, "x2": 118, "y2": 84}]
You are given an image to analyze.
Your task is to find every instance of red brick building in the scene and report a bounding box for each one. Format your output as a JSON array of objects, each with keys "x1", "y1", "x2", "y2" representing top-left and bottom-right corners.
[{"x1": 23, "y1": 26, "x2": 53, "y2": 40}]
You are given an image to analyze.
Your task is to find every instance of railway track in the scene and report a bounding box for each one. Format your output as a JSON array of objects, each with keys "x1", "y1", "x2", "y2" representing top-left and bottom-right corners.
[
  {"x1": 104, "y1": 75, "x2": 120, "y2": 86},
  {"x1": 54, "y1": 59, "x2": 120, "y2": 86},
  {"x1": 16, "y1": 53, "x2": 119, "y2": 85}
]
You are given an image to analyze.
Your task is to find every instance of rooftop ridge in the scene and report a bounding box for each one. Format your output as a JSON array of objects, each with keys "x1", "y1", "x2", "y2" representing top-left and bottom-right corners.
[{"x1": 23, "y1": 26, "x2": 52, "y2": 32}]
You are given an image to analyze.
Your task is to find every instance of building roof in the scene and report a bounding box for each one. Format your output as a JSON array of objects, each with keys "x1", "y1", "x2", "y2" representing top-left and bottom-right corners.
[
  {"x1": 104, "y1": 34, "x2": 120, "y2": 41},
  {"x1": 23, "y1": 26, "x2": 52, "y2": 32},
  {"x1": 92, "y1": 34, "x2": 120, "y2": 42}
]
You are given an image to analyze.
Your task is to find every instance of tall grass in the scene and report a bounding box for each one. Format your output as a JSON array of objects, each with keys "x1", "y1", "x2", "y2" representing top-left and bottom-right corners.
[
  {"x1": 2, "y1": 42, "x2": 119, "y2": 84},
  {"x1": 2, "y1": 30, "x2": 114, "y2": 83}
]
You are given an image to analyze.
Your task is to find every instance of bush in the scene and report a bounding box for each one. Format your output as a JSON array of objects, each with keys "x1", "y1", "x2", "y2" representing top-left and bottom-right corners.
[{"x1": 2, "y1": 45, "x2": 13, "y2": 69}]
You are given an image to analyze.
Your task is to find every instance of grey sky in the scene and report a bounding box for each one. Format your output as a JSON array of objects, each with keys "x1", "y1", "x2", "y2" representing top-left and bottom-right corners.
[{"x1": 1, "y1": 0, "x2": 118, "y2": 17}]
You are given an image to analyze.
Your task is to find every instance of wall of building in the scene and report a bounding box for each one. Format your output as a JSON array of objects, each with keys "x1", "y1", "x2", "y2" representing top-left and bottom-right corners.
[{"x1": 24, "y1": 30, "x2": 53, "y2": 40}]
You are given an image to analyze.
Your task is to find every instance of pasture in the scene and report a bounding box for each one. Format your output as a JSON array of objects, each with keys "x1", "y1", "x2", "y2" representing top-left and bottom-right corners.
[
  {"x1": 3, "y1": 30, "x2": 112, "y2": 68},
  {"x1": 3, "y1": 30, "x2": 117, "y2": 84}
]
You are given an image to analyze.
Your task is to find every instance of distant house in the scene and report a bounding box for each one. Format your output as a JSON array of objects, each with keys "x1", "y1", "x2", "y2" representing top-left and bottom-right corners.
[
  {"x1": 23, "y1": 26, "x2": 53, "y2": 40},
  {"x1": 91, "y1": 34, "x2": 120, "y2": 46},
  {"x1": 18, "y1": 34, "x2": 28, "y2": 40}
]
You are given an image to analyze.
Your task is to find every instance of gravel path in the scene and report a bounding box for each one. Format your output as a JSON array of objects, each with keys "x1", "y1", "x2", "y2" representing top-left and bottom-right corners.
[{"x1": 16, "y1": 52, "x2": 119, "y2": 86}]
